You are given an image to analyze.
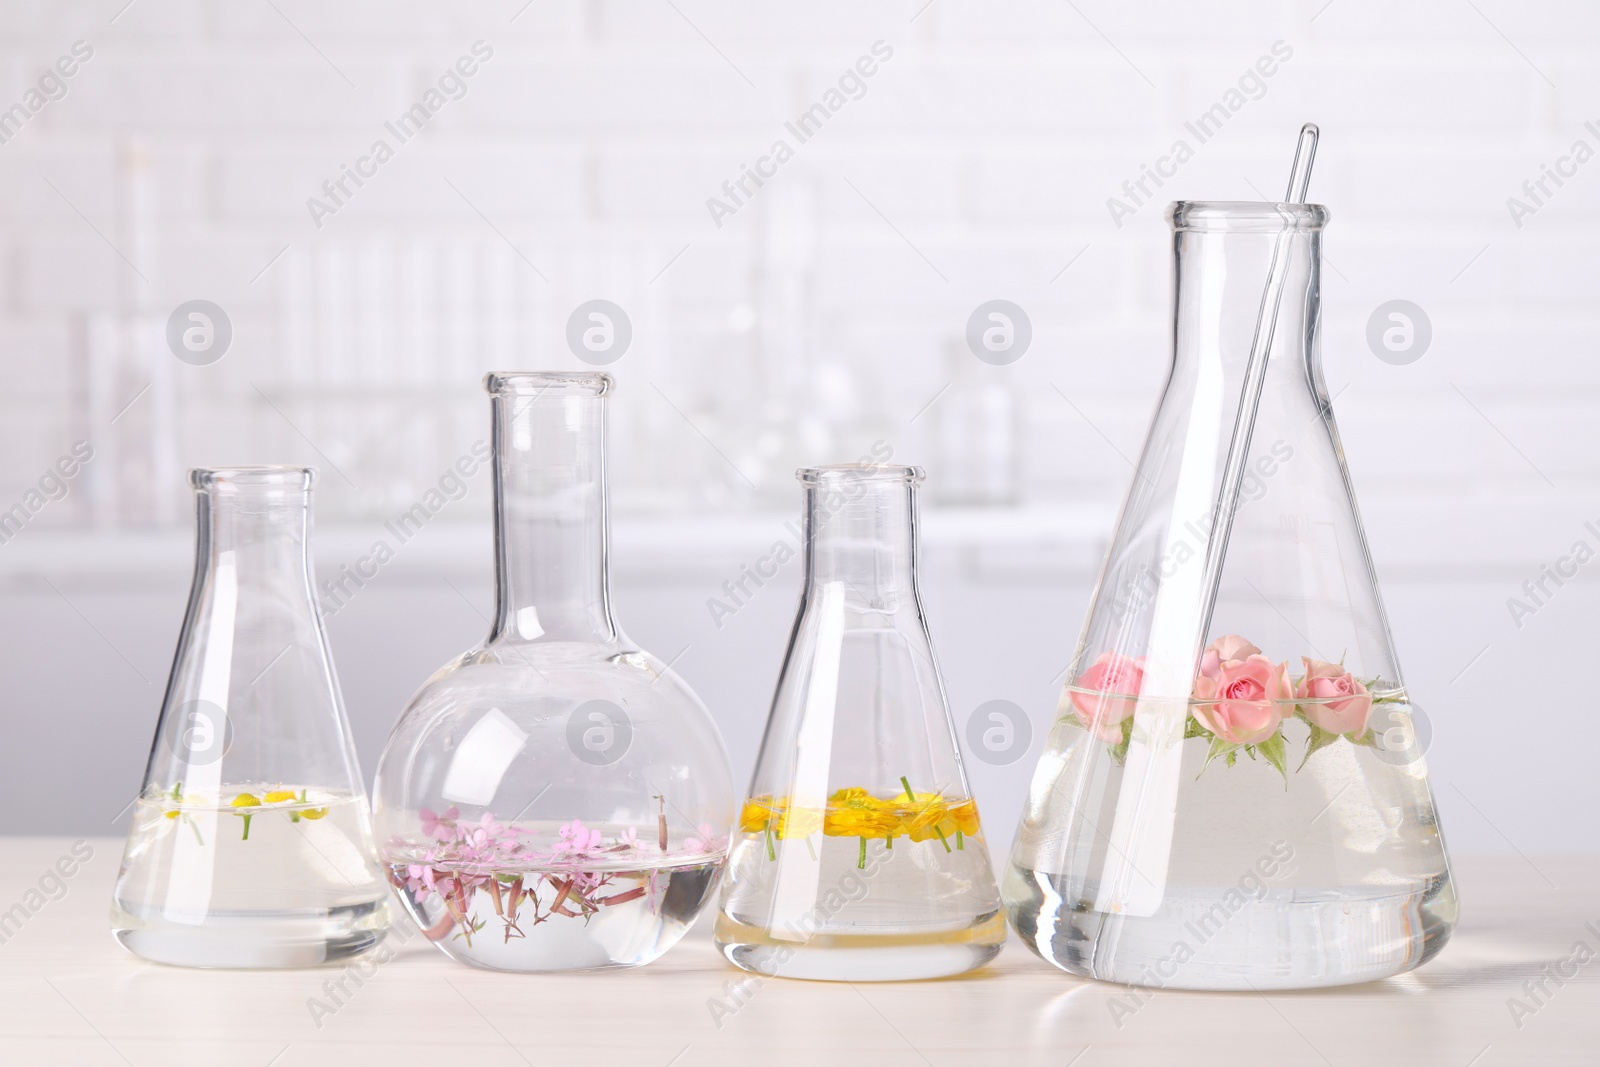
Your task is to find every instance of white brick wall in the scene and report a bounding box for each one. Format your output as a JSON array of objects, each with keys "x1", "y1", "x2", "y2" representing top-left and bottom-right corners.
[
  {"x1": 3, "y1": 1, "x2": 1600, "y2": 847},
  {"x1": 0, "y1": 1, "x2": 1591, "y2": 516}
]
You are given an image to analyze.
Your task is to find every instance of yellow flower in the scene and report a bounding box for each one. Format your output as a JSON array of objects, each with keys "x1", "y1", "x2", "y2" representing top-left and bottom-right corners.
[
  {"x1": 900, "y1": 793, "x2": 951, "y2": 842},
  {"x1": 231, "y1": 793, "x2": 261, "y2": 809},
  {"x1": 739, "y1": 796, "x2": 822, "y2": 838},
  {"x1": 301, "y1": 807, "x2": 329, "y2": 820},
  {"x1": 776, "y1": 805, "x2": 822, "y2": 838},
  {"x1": 739, "y1": 797, "x2": 777, "y2": 834},
  {"x1": 262, "y1": 790, "x2": 297, "y2": 804},
  {"x1": 825, "y1": 788, "x2": 900, "y2": 838},
  {"x1": 947, "y1": 797, "x2": 981, "y2": 836},
  {"x1": 744, "y1": 786, "x2": 983, "y2": 849}
]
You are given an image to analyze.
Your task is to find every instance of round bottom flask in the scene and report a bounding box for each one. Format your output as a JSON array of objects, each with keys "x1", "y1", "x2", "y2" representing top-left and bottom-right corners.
[{"x1": 373, "y1": 373, "x2": 735, "y2": 972}]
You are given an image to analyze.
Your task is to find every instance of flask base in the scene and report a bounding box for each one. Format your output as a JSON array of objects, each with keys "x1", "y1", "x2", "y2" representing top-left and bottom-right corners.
[
  {"x1": 111, "y1": 899, "x2": 389, "y2": 969},
  {"x1": 1006, "y1": 866, "x2": 1456, "y2": 990},
  {"x1": 714, "y1": 912, "x2": 1006, "y2": 982}
]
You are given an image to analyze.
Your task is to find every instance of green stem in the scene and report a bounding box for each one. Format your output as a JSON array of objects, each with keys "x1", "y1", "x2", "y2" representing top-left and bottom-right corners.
[
  {"x1": 955, "y1": 830, "x2": 964, "y2": 850},
  {"x1": 804, "y1": 835, "x2": 817, "y2": 861},
  {"x1": 933, "y1": 825, "x2": 952, "y2": 853},
  {"x1": 899, "y1": 776, "x2": 916, "y2": 803},
  {"x1": 240, "y1": 813, "x2": 252, "y2": 841},
  {"x1": 764, "y1": 823, "x2": 775, "y2": 861},
  {"x1": 857, "y1": 836, "x2": 866, "y2": 869},
  {"x1": 885, "y1": 835, "x2": 893, "y2": 849}
]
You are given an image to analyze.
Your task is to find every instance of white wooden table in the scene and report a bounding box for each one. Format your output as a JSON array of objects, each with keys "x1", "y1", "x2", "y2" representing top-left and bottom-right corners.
[{"x1": 2, "y1": 839, "x2": 1592, "y2": 1065}]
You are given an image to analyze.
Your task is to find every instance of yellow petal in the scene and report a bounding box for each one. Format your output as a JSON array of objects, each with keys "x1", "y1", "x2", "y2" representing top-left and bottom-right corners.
[
  {"x1": 262, "y1": 790, "x2": 297, "y2": 804},
  {"x1": 301, "y1": 808, "x2": 329, "y2": 820},
  {"x1": 231, "y1": 793, "x2": 260, "y2": 808}
]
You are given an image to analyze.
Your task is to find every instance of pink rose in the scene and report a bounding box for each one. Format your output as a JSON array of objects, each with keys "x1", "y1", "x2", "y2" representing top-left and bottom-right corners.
[
  {"x1": 1296, "y1": 657, "x2": 1373, "y2": 736},
  {"x1": 1071, "y1": 652, "x2": 1145, "y2": 742},
  {"x1": 1198, "y1": 634, "x2": 1262, "y2": 681},
  {"x1": 1193, "y1": 652, "x2": 1290, "y2": 745}
]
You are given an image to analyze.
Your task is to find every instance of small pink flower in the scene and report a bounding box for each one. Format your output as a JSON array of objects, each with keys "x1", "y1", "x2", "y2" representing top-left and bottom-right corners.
[
  {"x1": 1193, "y1": 653, "x2": 1291, "y2": 745},
  {"x1": 419, "y1": 806, "x2": 460, "y2": 841},
  {"x1": 1071, "y1": 652, "x2": 1146, "y2": 742},
  {"x1": 684, "y1": 824, "x2": 727, "y2": 855},
  {"x1": 553, "y1": 819, "x2": 603, "y2": 857},
  {"x1": 1296, "y1": 657, "x2": 1373, "y2": 736}
]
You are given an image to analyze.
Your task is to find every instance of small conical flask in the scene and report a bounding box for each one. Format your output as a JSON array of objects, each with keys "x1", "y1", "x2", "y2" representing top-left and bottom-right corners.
[
  {"x1": 373, "y1": 372, "x2": 735, "y2": 973},
  {"x1": 1004, "y1": 200, "x2": 1456, "y2": 989},
  {"x1": 715, "y1": 464, "x2": 1005, "y2": 981},
  {"x1": 112, "y1": 467, "x2": 389, "y2": 968}
]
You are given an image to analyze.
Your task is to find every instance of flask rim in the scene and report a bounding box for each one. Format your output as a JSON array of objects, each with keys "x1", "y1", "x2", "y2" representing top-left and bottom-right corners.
[
  {"x1": 188, "y1": 466, "x2": 315, "y2": 491},
  {"x1": 484, "y1": 371, "x2": 613, "y2": 397},
  {"x1": 1167, "y1": 200, "x2": 1329, "y2": 233},
  {"x1": 797, "y1": 463, "x2": 924, "y2": 486}
]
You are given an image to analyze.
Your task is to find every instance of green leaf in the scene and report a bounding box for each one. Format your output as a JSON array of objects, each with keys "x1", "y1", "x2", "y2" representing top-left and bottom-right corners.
[
  {"x1": 1183, "y1": 714, "x2": 1209, "y2": 740},
  {"x1": 1257, "y1": 733, "x2": 1289, "y2": 787},
  {"x1": 1108, "y1": 717, "x2": 1134, "y2": 765},
  {"x1": 1199, "y1": 735, "x2": 1240, "y2": 777},
  {"x1": 1297, "y1": 723, "x2": 1342, "y2": 770}
]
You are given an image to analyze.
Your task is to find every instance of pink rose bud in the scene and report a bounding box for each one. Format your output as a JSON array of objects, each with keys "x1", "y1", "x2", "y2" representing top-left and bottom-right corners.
[
  {"x1": 1070, "y1": 651, "x2": 1145, "y2": 742},
  {"x1": 1296, "y1": 657, "x2": 1373, "y2": 736},
  {"x1": 1192, "y1": 652, "x2": 1290, "y2": 745}
]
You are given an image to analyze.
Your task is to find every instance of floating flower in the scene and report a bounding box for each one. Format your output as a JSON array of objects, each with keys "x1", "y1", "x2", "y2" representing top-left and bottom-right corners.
[
  {"x1": 824, "y1": 788, "x2": 901, "y2": 839},
  {"x1": 552, "y1": 819, "x2": 604, "y2": 857},
  {"x1": 1193, "y1": 651, "x2": 1292, "y2": 745},
  {"x1": 1070, "y1": 652, "x2": 1145, "y2": 741},
  {"x1": 684, "y1": 824, "x2": 727, "y2": 855},
  {"x1": 1199, "y1": 635, "x2": 1262, "y2": 680},
  {"x1": 230, "y1": 793, "x2": 261, "y2": 840},
  {"x1": 419, "y1": 806, "x2": 460, "y2": 841},
  {"x1": 1296, "y1": 657, "x2": 1373, "y2": 736},
  {"x1": 740, "y1": 796, "x2": 822, "y2": 838},
  {"x1": 944, "y1": 797, "x2": 981, "y2": 837}
]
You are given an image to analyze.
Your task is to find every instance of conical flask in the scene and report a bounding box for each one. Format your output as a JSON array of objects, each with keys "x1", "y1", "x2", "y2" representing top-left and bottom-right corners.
[
  {"x1": 715, "y1": 464, "x2": 1005, "y2": 981},
  {"x1": 1004, "y1": 200, "x2": 1456, "y2": 990},
  {"x1": 373, "y1": 372, "x2": 735, "y2": 973},
  {"x1": 112, "y1": 467, "x2": 390, "y2": 968}
]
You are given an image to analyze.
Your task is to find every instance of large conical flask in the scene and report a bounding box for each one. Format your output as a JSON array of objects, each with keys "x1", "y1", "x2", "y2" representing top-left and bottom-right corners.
[
  {"x1": 112, "y1": 467, "x2": 390, "y2": 968},
  {"x1": 715, "y1": 465, "x2": 1006, "y2": 981},
  {"x1": 1004, "y1": 201, "x2": 1456, "y2": 990},
  {"x1": 373, "y1": 372, "x2": 735, "y2": 972}
]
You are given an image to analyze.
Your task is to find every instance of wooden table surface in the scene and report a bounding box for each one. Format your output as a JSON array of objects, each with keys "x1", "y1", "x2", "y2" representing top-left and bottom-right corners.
[{"x1": 1, "y1": 838, "x2": 1593, "y2": 1065}]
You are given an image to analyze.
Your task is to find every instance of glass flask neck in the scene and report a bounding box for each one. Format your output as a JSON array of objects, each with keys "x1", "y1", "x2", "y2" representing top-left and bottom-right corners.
[
  {"x1": 1169, "y1": 200, "x2": 1325, "y2": 380},
  {"x1": 801, "y1": 466, "x2": 924, "y2": 613},
  {"x1": 487, "y1": 374, "x2": 617, "y2": 645},
  {"x1": 191, "y1": 467, "x2": 315, "y2": 585}
]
